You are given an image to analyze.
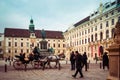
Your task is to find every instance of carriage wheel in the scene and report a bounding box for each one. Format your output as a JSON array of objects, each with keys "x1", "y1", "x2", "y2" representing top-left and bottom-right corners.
[
  {"x1": 13, "y1": 60, "x2": 22, "y2": 70},
  {"x1": 29, "y1": 61, "x2": 34, "y2": 68},
  {"x1": 13, "y1": 60, "x2": 26, "y2": 70},
  {"x1": 33, "y1": 61, "x2": 39, "y2": 69}
]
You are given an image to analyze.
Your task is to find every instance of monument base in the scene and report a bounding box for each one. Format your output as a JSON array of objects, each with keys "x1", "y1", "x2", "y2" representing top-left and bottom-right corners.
[
  {"x1": 40, "y1": 49, "x2": 53, "y2": 56},
  {"x1": 107, "y1": 44, "x2": 120, "y2": 80},
  {"x1": 107, "y1": 75, "x2": 119, "y2": 80}
]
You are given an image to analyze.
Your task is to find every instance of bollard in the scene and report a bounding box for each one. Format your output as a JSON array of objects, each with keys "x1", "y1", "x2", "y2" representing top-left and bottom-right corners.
[
  {"x1": 58, "y1": 63, "x2": 61, "y2": 70},
  {"x1": 25, "y1": 64, "x2": 27, "y2": 71},
  {"x1": 87, "y1": 63, "x2": 89, "y2": 69},
  {"x1": 100, "y1": 62, "x2": 101, "y2": 69},
  {"x1": 5, "y1": 64, "x2": 7, "y2": 72}
]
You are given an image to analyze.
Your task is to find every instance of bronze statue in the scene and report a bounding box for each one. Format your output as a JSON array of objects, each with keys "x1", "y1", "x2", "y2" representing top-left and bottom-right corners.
[{"x1": 41, "y1": 29, "x2": 46, "y2": 39}]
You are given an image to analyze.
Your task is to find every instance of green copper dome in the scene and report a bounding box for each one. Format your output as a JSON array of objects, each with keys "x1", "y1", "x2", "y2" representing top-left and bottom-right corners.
[{"x1": 29, "y1": 18, "x2": 35, "y2": 32}]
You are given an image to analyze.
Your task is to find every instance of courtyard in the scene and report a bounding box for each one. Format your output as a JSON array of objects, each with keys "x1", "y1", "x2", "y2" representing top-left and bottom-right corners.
[{"x1": 0, "y1": 60, "x2": 108, "y2": 80}]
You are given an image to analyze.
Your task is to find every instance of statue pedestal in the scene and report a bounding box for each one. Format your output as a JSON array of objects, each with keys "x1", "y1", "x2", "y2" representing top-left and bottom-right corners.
[
  {"x1": 40, "y1": 39, "x2": 47, "y2": 49},
  {"x1": 39, "y1": 39, "x2": 53, "y2": 56},
  {"x1": 107, "y1": 44, "x2": 120, "y2": 80}
]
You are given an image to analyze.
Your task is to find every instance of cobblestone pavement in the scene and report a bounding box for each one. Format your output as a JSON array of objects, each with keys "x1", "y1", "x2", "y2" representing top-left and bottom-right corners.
[{"x1": 0, "y1": 60, "x2": 108, "y2": 80}]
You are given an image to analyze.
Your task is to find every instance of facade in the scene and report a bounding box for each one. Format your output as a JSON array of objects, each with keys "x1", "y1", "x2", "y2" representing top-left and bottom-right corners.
[
  {"x1": 0, "y1": 33, "x2": 4, "y2": 58},
  {"x1": 4, "y1": 19, "x2": 65, "y2": 58},
  {"x1": 63, "y1": 0, "x2": 120, "y2": 60}
]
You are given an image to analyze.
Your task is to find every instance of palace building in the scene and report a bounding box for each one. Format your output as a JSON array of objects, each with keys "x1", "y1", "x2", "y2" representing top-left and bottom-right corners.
[
  {"x1": 4, "y1": 19, "x2": 65, "y2": 58},
  {"x1": 0, "y1": 33, "x2": 4, "y2": 58},
  {"x1": 63, "y1": 0, "x2": 120, "y2": 60}
]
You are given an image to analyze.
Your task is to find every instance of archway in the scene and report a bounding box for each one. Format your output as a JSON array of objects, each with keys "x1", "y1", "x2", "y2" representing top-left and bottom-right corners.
[{"x1": 99, "y1": 46, "x2": 104, "y2": 56}]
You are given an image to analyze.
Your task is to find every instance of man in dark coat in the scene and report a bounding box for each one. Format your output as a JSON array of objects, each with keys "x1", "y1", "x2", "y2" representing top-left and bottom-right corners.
[
  {"x1": 83, "y1": 52, "x2": 88, "y2": 71},
  {"x1": 72, "y1": 51, "x2": 84, "y2": 78},
  {"x1": 103, "y1": 52, "x2": 109, "y2": 70},
  {"x1": 70, "y1": 51, "x2": 75, "y2": 70}
]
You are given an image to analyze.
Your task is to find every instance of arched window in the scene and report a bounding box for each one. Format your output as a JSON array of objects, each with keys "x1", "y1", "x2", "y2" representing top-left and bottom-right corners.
[
  {"x1": 106, "y1": 30, "x2": 109, "y2": 39},
  {"x1": 100, "y1": 23, "x2": 102, "y2": 29},
  {"x1": 106, "y1": 21, "x2": 109, "y2": 27},
  {"x1": 100, "y1": 32, "x2": 103, "y2": 40},
  {"x1": 111, "y1": 28, "x2": 115, "y2": 38},
  {"x1": 95, "y1": 33, "x2": 97, "y2": 41}
]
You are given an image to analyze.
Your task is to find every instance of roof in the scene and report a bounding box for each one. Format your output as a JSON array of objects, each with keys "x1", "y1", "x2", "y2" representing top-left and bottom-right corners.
[
  {"x1": 4, "y1": 28, "x2": 64, "y2": 39},
  {"x1": 74, "y1": 16, "x2": 90, "y2": 27}
]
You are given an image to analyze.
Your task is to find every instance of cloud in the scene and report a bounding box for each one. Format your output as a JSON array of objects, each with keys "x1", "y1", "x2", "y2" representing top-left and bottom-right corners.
[{"x1": 0, "y1": 0, "x2": 111, "y2": 33}]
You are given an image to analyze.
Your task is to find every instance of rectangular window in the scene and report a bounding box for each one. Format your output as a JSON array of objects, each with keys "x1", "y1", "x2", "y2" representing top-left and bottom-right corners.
[
  {"x1": 53, "y1": 43, "x2": 55, "y2": 47},
  {"x1": 21, "y1": 49, "x2": 23, "y2": 53},
  {"x1": 15, "y1": 42, "x2": 17, "y2": 47},
  {"x1": 91, "y1": 27, "x2": 93, "y2": 32},
  {"x1": 8, "y1": 42, "x2": 11, "y2": 47},
  {"x1": 79, "y1": 40, "x2": 81, "y2": 45},
  {"x1": 95, "y1": 26, "x2": 97, "y2": 31},
  {"x1": 48, "y1": 43, "x2": 50, "y2": 47},
  {"x1": 82, "y1": 31, "x2": 84, "y2": 35},
  {"x1": 91, "y1": 35, "x2": 93, "y2": 42},
  {"x1": 79, "y1": 32, "x2": 81, "y2": 36},
  {"x1": 85, "y1": 39, "x2": 87, "y2": 44},
  {"x1": 27, "y1": 49, "x2": 29, "y2": 53},
  {"x1": 8, "y1": 50, "x2": 11, "y2": 53},
  {"x1": 63, "y1": 44, "x2": 65, "y2": 47},
  {"x1": 58, "y1": 44, "x2": 60, "y2": 47},
  {"x1": 15, "y1": 50, "x2": 17, "y2": 53},
  {"x1": 112, "y1": 19, "x2": 114, "y2": 25},
  {"x1": 21, "y1": 42, "x2": 23, "y2": 47},
  {"x1": 85, "y1": 30, "x2": 87, "y2": 34}
]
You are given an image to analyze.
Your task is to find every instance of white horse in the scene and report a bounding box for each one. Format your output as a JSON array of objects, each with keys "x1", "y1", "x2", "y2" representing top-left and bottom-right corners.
[{"x1": 44, "y1": 53, "x2": 65, "y2": 69}]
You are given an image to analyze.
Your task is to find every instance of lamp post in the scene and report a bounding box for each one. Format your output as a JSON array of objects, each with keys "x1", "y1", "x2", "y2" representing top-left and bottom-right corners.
[{"x1": 11, "y1": 34, "x2": 14, "y2": 61}]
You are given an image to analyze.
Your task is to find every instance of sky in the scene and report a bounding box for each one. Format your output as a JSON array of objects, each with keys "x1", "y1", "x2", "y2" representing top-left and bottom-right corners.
[{"x1": 0, "y1": 0, "x2": 115, "y2": 33}]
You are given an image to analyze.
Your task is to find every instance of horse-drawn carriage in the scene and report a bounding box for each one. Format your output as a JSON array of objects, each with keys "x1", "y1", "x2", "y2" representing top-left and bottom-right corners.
[{"x1": 13, "y1": 47, "x2": 65, "y2": 71}]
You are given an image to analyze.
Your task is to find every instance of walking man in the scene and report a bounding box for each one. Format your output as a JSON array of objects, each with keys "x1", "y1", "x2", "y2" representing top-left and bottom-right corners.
[
  {"x1": 70, "y1": 51, "x2": 75, "y2": 70},
  {"x1": 83, "y1": 52, "x2": 88, "y2": 71},
  {"x1": 72, "y1": 51, "x2": 84, "y2": 78},
  {"x1": 103, "y1": 52, "x2": 109, "y2": 70}
]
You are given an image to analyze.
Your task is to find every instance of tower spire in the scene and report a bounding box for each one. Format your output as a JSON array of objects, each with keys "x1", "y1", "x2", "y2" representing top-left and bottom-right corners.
[{"x1": 29, "y1": 17, "x2": 35, "y2": 32}]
